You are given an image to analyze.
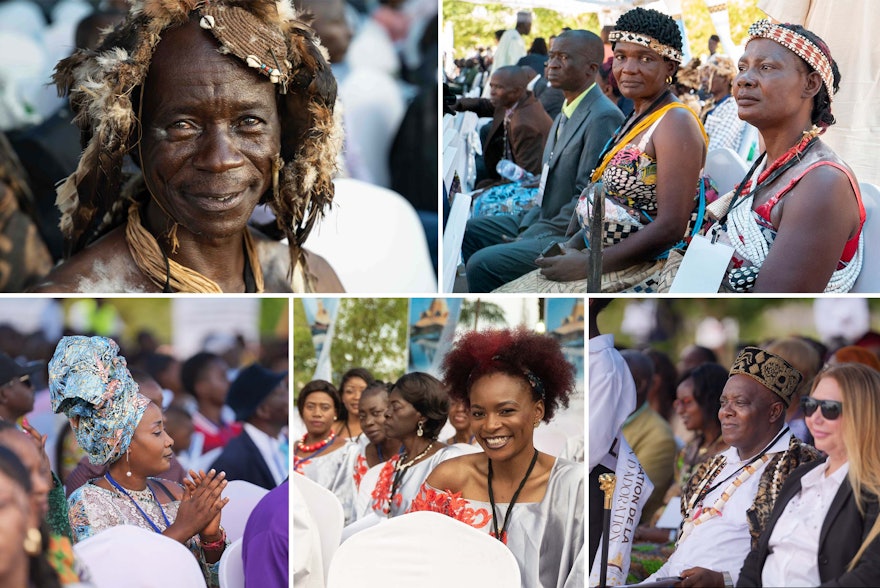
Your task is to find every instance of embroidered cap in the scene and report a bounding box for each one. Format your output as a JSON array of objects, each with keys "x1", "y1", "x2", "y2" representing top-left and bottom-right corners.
[
  {"x1": 729, "y1": 346, "x2": 802, "y2": 407},
  {"x1": 49, "y1": 336, "x2": 149, "y2": 465}
]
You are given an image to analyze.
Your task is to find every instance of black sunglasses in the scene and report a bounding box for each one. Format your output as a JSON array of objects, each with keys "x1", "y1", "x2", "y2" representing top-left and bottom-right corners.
[{"x1": 801, "y1": 397, "x2": 843, "y2": 420}]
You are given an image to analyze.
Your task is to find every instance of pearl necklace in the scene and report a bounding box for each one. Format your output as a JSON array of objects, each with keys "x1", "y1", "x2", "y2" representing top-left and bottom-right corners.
[
  {"x1": 297, "y1": 431, "x2": 336, "y2": 453},
  {"x1": 395, "y1": 442, "x2": 435, "y2": 472}
]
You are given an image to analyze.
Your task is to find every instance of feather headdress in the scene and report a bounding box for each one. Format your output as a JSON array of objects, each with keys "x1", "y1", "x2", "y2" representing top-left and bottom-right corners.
[{"x1": 53, "y1": 0, "x2": 340, "y2": 286}]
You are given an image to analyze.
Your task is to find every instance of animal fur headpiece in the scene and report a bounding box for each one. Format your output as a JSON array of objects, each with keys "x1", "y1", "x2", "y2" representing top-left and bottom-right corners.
[
  {"x1": 675, "y1": 57, "x2": 702, "y2": 90},
  {"x1": 53, "y1": 0, "x2": 340, "y2": 277}
]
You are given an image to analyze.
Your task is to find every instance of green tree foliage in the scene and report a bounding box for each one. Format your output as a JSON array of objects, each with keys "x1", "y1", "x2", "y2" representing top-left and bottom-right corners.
[
  {"x1": 443, "y1": 1, "x2": 598, "y2": 59},
  {"x1": 443, "y1": 0, "x2": 766, "y2": 60},
  {"x1": 460, "y1": 299, "x2": 508, "y2": 330},
  {"x1": 293, "y1": 298, "x2": 409, "y2": 395}
]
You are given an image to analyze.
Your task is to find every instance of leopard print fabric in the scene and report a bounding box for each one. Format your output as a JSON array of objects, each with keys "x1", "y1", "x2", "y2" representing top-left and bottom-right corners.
[{"x1": 680, "y1": 435, "x2": 821, "y2": 549}]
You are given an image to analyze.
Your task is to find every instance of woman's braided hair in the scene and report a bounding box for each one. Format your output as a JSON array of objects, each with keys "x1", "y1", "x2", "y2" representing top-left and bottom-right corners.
[{"x1": 613, "y1": 7, "x2": 683, "y2": 54}]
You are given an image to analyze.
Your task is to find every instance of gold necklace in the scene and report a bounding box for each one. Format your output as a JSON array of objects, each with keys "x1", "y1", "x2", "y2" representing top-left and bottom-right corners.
[{"x1": 395, "y1": 441, "x2": 435, "y2": 472}]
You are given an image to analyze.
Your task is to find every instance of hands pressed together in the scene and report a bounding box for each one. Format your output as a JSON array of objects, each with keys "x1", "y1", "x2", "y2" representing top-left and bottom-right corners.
[{"x1": 173, "y1": 469, "x2": 229, "y2": 544}]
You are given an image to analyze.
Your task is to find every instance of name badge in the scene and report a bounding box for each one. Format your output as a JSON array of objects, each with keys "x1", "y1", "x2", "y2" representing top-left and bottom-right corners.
[
  {"x1": 535, "y1": 163, "x2": 549, "y2": 206},
  {"x1": 669, "y1": 234, "x2": 734, "y2": 293}
]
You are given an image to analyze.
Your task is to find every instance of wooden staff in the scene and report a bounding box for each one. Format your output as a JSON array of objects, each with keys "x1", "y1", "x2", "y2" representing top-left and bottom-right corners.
[
  {"x1": 588, "y1": 183, "x2": 604, "y2": 292},
  {"x1": 598, "y1": 472, "x2": 617, "y2": 588}
]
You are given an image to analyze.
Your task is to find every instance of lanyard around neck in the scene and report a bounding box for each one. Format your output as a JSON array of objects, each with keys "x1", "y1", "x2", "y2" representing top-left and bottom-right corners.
[
  {"x1": 487, "y1": 448, "x2": 540, "y2": 543},
  {"x1": 105, "y1": 472, "x2": 172, "y2": 534}
]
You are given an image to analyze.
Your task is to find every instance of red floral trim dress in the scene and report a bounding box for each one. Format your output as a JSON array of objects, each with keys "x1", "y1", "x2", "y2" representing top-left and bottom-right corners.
[{"x1": 409, "y1": 482, "x2": 495, "y2": 536}]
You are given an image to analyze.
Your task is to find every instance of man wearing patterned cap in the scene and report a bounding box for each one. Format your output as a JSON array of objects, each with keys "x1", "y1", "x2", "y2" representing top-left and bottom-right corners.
[
  {"x1": 32, "y1": 0, "x2": 344, "y2": 293},
  {"x1": 645, "y1": 346, "x2": 820, "y2": 588}
]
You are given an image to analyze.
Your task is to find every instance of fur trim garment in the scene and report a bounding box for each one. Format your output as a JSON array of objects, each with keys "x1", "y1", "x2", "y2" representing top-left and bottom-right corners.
[{"x1": 53, "y1": 0, "x2": 341, "y2": 288}]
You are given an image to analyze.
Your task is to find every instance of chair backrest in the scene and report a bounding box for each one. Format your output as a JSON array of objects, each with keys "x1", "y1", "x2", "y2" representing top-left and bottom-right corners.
[
  {"x1": 221, "y1": 480, "x2": 270, "y2": 543},
  {"x1": 218, "y1": 537, "x2": 244, "y2": 588},
  {"x1": 704, "y1": 147, "x2": 749, "y2": 195},
  {"x1": 73, "y1": 525, "x2": 207, "y2": 588},
  {"x1": 304, "y1": 178, "x2": 437, "y2": 293},
  {"x1": 532, "y1": 425, "x2": 568, "y2": 457},
  {"x1": 293, "y1": 473, "x2": 345, "y2": 581},
  {"x1": 442, "y1": 190, "x2": 473, "y2": 292},
  {"x1": 737, "y1": 123, "x2": 760, "y2": 162},
  {"x1": 327, "y1": 511, "x2": 521, "y2": 587},
  {"x1": 851, "y1": 182, "x2": 880, "y2": 292}
]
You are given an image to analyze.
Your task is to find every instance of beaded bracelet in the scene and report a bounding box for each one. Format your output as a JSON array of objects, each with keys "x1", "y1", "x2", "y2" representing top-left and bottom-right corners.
[{"x1": 200, "y1": 526, "x2": 226, "y2": 550}]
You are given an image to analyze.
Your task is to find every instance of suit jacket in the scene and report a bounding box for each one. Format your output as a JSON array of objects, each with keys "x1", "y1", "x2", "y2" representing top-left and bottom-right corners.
[
  {"x1": 518, "y1": 85, "x2": 624, "y2": 239},
  {"x1": 737, "y1": 458, "x2": 880, "y2": 587},
  {"x1": 458, "y1": 94, "x2": 552, "y2": 185},
  {"x1": 210, "y1": 428, "x2": 278, "y2": 490}
]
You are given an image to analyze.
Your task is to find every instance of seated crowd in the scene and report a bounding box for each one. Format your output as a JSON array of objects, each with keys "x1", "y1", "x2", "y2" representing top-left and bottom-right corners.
[
  {"x1": 293, "y1": 327, "x2": 585, "y2": 587},
  {"x1": 447, "y1": 6, "x2": 865, "y2": 294},
  {"x1": 590, "y1": 299, "x2": 880, "y2": 587},
  {"x1": 0, "y1": 328, "x2": 291, "y2": 588}
]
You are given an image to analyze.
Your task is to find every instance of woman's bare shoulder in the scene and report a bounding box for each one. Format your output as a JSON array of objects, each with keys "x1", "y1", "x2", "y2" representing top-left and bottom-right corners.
[{"x1": 426, "y1": 452, "x2": 484, "y2": 492}]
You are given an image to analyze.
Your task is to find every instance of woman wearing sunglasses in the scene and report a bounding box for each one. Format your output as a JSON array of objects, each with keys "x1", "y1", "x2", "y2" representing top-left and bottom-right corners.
[{"x1": 738, "y1": 363, "x2": 880, "y2": 586}]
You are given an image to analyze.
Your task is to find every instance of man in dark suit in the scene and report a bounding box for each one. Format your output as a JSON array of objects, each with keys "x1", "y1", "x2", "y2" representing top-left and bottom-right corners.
[
  {"x1": 454, "y1": 66, "x2": 552, "y2": 189},
  {"x1": 462, "y1": 29, "x2": 624, "y2": 292},
  {"x1": 211, "y1": 364, "x2": 288, "y2": 490}
]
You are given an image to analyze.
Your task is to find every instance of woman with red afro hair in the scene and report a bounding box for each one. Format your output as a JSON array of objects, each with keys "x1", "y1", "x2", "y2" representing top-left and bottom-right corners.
[{"x1": 409, "y1": 327, "x2": 584, "y2": 587}]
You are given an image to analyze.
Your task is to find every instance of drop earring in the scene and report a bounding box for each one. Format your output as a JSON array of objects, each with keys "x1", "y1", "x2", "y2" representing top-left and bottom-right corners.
[
  {"x1": 126, "y1": 450, "x2": 132, "y2": 477},
  {"x1": 417, "y1": 420, "x2": 424, "y2": 437},
  {"x1": 23, "y1": 528, "x2": 41, "y2": 556}
]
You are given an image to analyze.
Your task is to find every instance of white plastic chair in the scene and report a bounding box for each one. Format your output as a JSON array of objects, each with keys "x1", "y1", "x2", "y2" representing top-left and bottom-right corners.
[
  {"x1": 304, "y1": 178, "x2": 437, "y2": 293},
  {"x1": 73, "y1": 525, "x2": 207, "y2": 587},
  {"x1": 704, "y1": 147, "x2": 749, "y2": 195},
  {"x1": 533, "y1": 425, "x2": 568, "y2": 457},
  {"x1": 218, "y1": 537, "x2": 244, "y2": 588},
  {"x1": 326, "y1": 511, "x2": 522, "y2": 587},
  {"x1": 851, "y1": 182, "x2": 880, "y2": 293},
  {"x1": 220, "y1": 480, "x2": 269, "y2": 543},
  {"x1": 292, "y1": 473, "x2": 345, "y2": 582}
]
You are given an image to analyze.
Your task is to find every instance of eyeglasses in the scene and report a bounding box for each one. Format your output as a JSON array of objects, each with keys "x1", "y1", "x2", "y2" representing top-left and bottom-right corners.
[{"x1": 801, "y1": 397, "x2": 843, "y2": 420}]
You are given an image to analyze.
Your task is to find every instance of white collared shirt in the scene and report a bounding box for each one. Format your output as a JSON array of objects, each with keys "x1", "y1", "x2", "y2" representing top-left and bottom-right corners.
[
  {"x1": 762, "y1": 461, "x2": 849, "y2": 587},
  {"x1": 647, "y1": 431, "x2": 794, "y2": 584},
  {"x1": 588, "y1": 334, "x2": 637, "y2": 471},
  {"x1": 243, "y1": 422, "x2": 288, "y2": 486}
]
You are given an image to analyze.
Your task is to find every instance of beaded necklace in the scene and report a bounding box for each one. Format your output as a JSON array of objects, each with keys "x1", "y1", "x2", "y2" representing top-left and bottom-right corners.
[
  {"x1": 293, "y1": 431, "x2": 337, "y2": 471},
  {"x1": 385, "y1": 441, "x2": 435, "y2": 516},
  {"x1": 297, "y1": 430, "x2": 336, "y2": 452},
  {"x1": 104, "y1": 473, "x2": 171, "y2": 534},
  {"x1": 487, "y1": 448, "x2": 539, "y2": 544}
]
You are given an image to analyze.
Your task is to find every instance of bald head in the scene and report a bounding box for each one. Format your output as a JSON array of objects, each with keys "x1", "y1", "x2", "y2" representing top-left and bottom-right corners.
[
  {"x1": 489, "y1": 66, "x2": 528, "y2": 108},
  {"x1": 557, "y1": 29, "x2": 604, "y2": 66}
]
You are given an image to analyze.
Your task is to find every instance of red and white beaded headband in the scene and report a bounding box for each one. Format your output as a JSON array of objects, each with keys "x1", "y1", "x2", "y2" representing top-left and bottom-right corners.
[
  {"x1": 608, "y1": 29, "x2": 683, "y2": 63},
  {"x1": 748, "y1": 19, "x2": 834, "y2": 100}
]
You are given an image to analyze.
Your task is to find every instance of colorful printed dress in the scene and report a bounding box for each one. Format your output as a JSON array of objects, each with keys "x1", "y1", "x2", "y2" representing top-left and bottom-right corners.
[
  {"x1": 294, "y1": 440, "x2": 360, "y2": 524},
  {"x1": 366, "y1": 445, "x2": 465, "y2": 518},
  {"x1": 495, "y1": 107, "x2": 708, "y2": 294},
  {"x1": 67, "y1": 478, "x2": 224, "y2": 587},
  {"x1": 409, "y1": 458, "x2": 584, "y2": 588}
]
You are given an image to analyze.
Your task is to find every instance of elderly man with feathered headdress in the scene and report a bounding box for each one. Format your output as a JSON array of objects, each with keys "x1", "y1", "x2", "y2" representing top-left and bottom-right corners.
[{"x1": 31, "y1": 0, "x2": 345, "y2": 293}]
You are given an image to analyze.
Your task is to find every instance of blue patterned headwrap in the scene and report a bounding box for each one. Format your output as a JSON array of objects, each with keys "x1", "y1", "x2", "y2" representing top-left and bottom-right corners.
[{"x1": 49, "y1": 336, "x2": 149, "y2": 466}]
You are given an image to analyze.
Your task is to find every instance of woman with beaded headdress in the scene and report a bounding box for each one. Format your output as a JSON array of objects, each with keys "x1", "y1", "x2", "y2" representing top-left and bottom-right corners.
[
  {"x1": 702, "y1": 20, "x2": 864, "y2": 293},
  {"x1": 410, "y1": 328, "x2": 583, "y2": 587},
  {"x1": 50, "y1": 336, "x2": 229, "y2": 587},
  {"x1": 30, "y1": 0, "x2": 344, "y2": 293},
  {"x1": 496, "y1": 7, "x2": 709, "y2": 293}
]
